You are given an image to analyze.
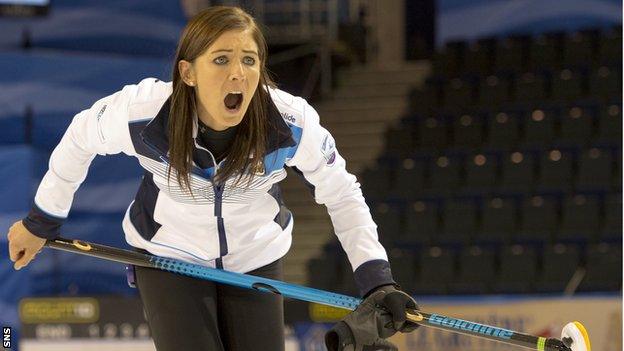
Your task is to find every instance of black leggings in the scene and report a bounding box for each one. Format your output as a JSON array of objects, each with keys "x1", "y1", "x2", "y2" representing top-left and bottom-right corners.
[{"x1": 135, "y1": 259, "x2": 285, "y2": 351}]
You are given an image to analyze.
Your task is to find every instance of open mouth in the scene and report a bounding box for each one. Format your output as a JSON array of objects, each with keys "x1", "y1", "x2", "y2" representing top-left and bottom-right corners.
[{"x1": 224, "y1": 92, "x2": 243, "y2": 112}]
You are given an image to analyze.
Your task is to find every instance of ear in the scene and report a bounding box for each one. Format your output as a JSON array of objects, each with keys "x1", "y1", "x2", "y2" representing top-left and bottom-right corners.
[{"x1": 178, "y1": 60, "x2": 197, "y2": 87}]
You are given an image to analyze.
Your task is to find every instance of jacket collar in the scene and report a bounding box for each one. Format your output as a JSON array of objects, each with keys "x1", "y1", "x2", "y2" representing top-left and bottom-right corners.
[{"x1": 140, "y1": 95, "x2": 295, "y2": 162}]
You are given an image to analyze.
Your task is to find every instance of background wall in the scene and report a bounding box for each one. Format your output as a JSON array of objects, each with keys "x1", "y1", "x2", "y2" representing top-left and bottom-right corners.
[{"x1": 437, "y1": 0, "x2": 622, "y2": 46}]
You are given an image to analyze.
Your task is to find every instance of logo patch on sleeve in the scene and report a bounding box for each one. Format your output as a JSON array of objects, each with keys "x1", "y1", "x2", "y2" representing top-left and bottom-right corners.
[
  {"x1": 321, "y1": 134, "x2": 336, "y2": 166},
  {"x1": 96, "y1": 105, "x2": 107, "y2": 121},
  {"x1": 281, "y1": 112, "x2": 296, "y2": 124},
  {"x1": 96, "y1": 104, "x2": 108, "y2": 143}
]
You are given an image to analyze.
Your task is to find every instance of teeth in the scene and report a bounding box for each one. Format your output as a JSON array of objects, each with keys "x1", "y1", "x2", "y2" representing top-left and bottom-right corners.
[{"x1": 229, "y1": 91, "x2": 242, "y2": 95}]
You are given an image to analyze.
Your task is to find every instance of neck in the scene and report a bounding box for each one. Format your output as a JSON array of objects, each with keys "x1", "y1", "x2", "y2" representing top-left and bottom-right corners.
[{"x1": 196, "y1": 102, "x2": 228, "y2": 131}]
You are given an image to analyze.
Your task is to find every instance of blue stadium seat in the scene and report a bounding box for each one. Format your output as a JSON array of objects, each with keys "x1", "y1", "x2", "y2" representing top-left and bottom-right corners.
[
  {"x1": 413, "y1": 246, "x2": 455, "y2": 295},
  {"x1": 0, "y1": 51, "x2": 170, "y2": 93},
  {"x1": 0, "y1": 113, "x2": 27, "y2": 146},
  {"x1": 485, "y1": 111, "x2": 520, "y2": 150},
  {"x1": 438, "y1": 198, "x2": 477, "y2": 246},
  {"x1": 424, "y1": 154, "x2": 463, "y2": 196},
  {"x1": 417, "y1": 116, "x2": 448, "y2": 151},
  {"x1": 402, "y1": 200, "x2": 439, "y2": 247},
  {"x1": 494, "y1": 35, "x2": 528, "y2": 72},
  {"x1": 360, "y1": 163, "x2": 393, "y2": 201},
  {"x1": 0, "y1": 51, "x2": 170, "y2": 150},
  {"x1": 461, "y1": 152, "x2": 498, "y2": 195},
  {"x1": 558, "y1": 194, "x2": 600, "y2": 243},
  {"x1": 601, "y1": 194, "x2": 622, "y2": 242},
  {"x1": 597, "y1": 26, "x2": 623, "y2": 66},
  {"x1": 410, "y1": 79, "x2": 444, "y2": 115},
  {"x1": 451, "y1": 245, "x2": 496, "y2": 294},
  {"x1": 371, "y1": 202, "x2": 402, "y2": 247},
  {"x1": 596, "y1": 103, "x2": 622, "y2": 146},
  {"x1": 391, "y1": 158, "x2": 426, "y2": 200},
  {"x1": 555, "y1": 105, "x2": 595, "y2": 147},
  {"x1": 388, "y1": 248, "x2": 417, "y2": 293},
  {"x1": 0, "y1": 240, "x2": 33, "y2": 326},
  {"x1": 31, "y1": 213, "x2": 133, "y2": 296},
  {"x1": 70, "y1": 154, "x2": 143, "y2": 213},
  {"x1": 499, "y1": 151, "x2": 536, "y2": 194},
  {"x1": 516, "y1": 195, "x2": 558, "y2": 245},
  {"x1": 494, "y1": 245, "x2": 538, "y2": 293},
  {"x1": 476, "y1": 197, "x2": 517, "y2": 245},
  {"x1": 0, "y1": 0, "x2": 186, "y2": 57},
  {"x1": 384, "y1": 122, "x2": 416, "y2": 158},
  {"x1": 551, "y1": 68, "x2": 585, "y2": 102},
  {"x1": 432, "y1": 41, "x2": 466, "y2": 77},
  {"x1": 451, "y1": 113, "x2": 484, "y2": 149},
  {"x1": 576, "y1": 147, "x2": 613, "y2": 192},
  {"x1": 0, "y1": 145, "x2": 34, "y2": 213},
  {"x1": 614, "y1": 151, "x2": 622, "y2": 192},
  {"x1": 579, "y1": 243, "x2": 622, "y2": 292},
  {"x1": 537, "y1": 149, "x2": 574, "y2": 193},
  {"x1": 464, "y1": 38, "x2": 496, "y2": 75},
  {"x1": 443, "y1": 77, "x2": 477, "y2": 109},
  {"x1": 478, "y1": 74, "x2": 512, "y2": 107},
  {"x1": 527, "y1": 32, "x2": 564, "y2": 69},
  {"x1": 0, "y1": 146, "x2": 36, "y2": 328},
  {"x1": 562, "y1": 30, "x2": 598, "y2": 67},
  {"x1": 521, "y1": 108, "x2": 557, "y2": 149},
  {"x1": 588, "y1": 65, "x2": 621, "y2": 101},
  {"x1": 535, "y1": 243, "x2": 581, "y2": 293},
  {"x1": 513, "y1": 72, "x2": 549, "y2": 104}
]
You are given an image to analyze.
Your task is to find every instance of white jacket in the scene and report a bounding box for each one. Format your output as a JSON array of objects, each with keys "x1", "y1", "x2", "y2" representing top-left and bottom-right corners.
[{"x1": 23, "y1": 78, "x2": 394, "y2": 295}]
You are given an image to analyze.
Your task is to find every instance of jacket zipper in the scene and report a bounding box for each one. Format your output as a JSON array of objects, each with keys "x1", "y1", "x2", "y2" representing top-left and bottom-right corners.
[
  {"x1": 206, "y1": 149, "x2": 228, "y2": 270},
  {"x1": 213, "y1": 182, "x2": 227, "y2": 269},
  {"x1": 143, "y1": 137, "x2": 228, "y2": 269}
]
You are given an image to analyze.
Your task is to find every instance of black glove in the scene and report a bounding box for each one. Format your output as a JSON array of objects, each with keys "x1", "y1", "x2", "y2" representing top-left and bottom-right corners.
[
  {"x1": 371, "y1": 285, "x2": 419, "y2": 335},
  {"x1": 325, "y1": 290, "x2": 398, "y2": 351}
]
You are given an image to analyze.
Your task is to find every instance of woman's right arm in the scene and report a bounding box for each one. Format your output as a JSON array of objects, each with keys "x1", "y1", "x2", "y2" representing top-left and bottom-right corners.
[{"x1": 8, "y1": 81, "x2": 142, "y2": 270}]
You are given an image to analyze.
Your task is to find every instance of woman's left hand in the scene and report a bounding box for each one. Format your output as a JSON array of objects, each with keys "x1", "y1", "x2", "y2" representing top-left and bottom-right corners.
[
  {"x1": 324, "y1": 285, "x2": 420, "y2": 351},
  {"x1": 370, "y1": 284, "x2": 420, "y2": 336}
]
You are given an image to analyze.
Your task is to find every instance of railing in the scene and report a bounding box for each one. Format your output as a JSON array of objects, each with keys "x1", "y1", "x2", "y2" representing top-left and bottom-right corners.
[{"x1": 248, "y1": 0, "x2": 338, "y2": 44}]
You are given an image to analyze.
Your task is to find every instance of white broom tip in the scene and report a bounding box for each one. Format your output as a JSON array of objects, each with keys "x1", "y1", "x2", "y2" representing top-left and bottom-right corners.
[{"x1": 561, "y1": 321, "x2": 591, "y2": 351}]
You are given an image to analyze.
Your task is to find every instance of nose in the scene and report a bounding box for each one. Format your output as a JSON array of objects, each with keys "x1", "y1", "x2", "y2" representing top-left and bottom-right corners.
[{"x1": 229, "y1": 62, "x2": 246, "y2": 81}]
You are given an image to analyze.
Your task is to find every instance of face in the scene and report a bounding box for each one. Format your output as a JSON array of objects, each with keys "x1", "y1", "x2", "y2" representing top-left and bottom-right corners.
[{"x1": 179, "y1": 29, "x2": 261, "y2": 131}]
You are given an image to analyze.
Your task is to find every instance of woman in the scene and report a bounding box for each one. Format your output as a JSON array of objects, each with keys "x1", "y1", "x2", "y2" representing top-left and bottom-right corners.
[{"x1": 7, "y1": 6, "x2": 417, "y2": 351}]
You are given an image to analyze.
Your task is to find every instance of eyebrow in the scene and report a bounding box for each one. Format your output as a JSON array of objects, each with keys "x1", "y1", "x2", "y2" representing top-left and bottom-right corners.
[{"x1": 210, "y1": 49, "x2": 259, "y2": 56}]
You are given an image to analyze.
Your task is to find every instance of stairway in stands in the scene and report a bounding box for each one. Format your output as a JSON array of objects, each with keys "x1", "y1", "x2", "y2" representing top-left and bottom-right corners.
[{"x1": 280, "y1": 62, "x2": 431, "y2": 284}]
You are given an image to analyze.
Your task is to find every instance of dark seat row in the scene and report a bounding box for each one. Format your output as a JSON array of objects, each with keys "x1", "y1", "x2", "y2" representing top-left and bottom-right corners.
[
  {"x1": 411, "y1": 65, "x2": 621, "y2": 114},
  {"x1": 389, "y1": 102, "x2": 621, "y2": 155},
  {"x1": 432, "y1": 27, "x2": 622, "y2": 76},
  {"x1": 308, "y1": 243, "x2": 621, "y2": 296},
  {"x1": 391, "y1": 243, "x2": 622, "y2": 295},
  {"x1": 362, "y1": 146, "x2": 621, "y2": 200},
  {"x1": 369, "y1": 193, "x2": 621, "y2": 247}
]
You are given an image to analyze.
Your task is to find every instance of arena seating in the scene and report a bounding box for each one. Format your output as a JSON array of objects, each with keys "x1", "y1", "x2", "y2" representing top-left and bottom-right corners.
[
  {"x1": 308, "y1": 26, "x2": 622, "y2": 295},
  {"x1": 579, "y1": 243, "x2": 622, "y2": 291},
  {"x1": 451, "y1": 245, "x2": 497, "y2": 294},
  {"x1": 535, "y1": 243, "x2": 581, "y2": 293},
  {"x1": 0, "y1": 0, "x2": 186, "y2": 56},
  {"x1": 0, "y1": 49, "x2": 166, "y2": 300}
]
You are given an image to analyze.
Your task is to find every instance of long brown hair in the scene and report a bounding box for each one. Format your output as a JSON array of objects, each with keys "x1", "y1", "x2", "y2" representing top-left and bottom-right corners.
[{"x1": 168, "y1": 6, "x2": 275, "y2": 194}]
